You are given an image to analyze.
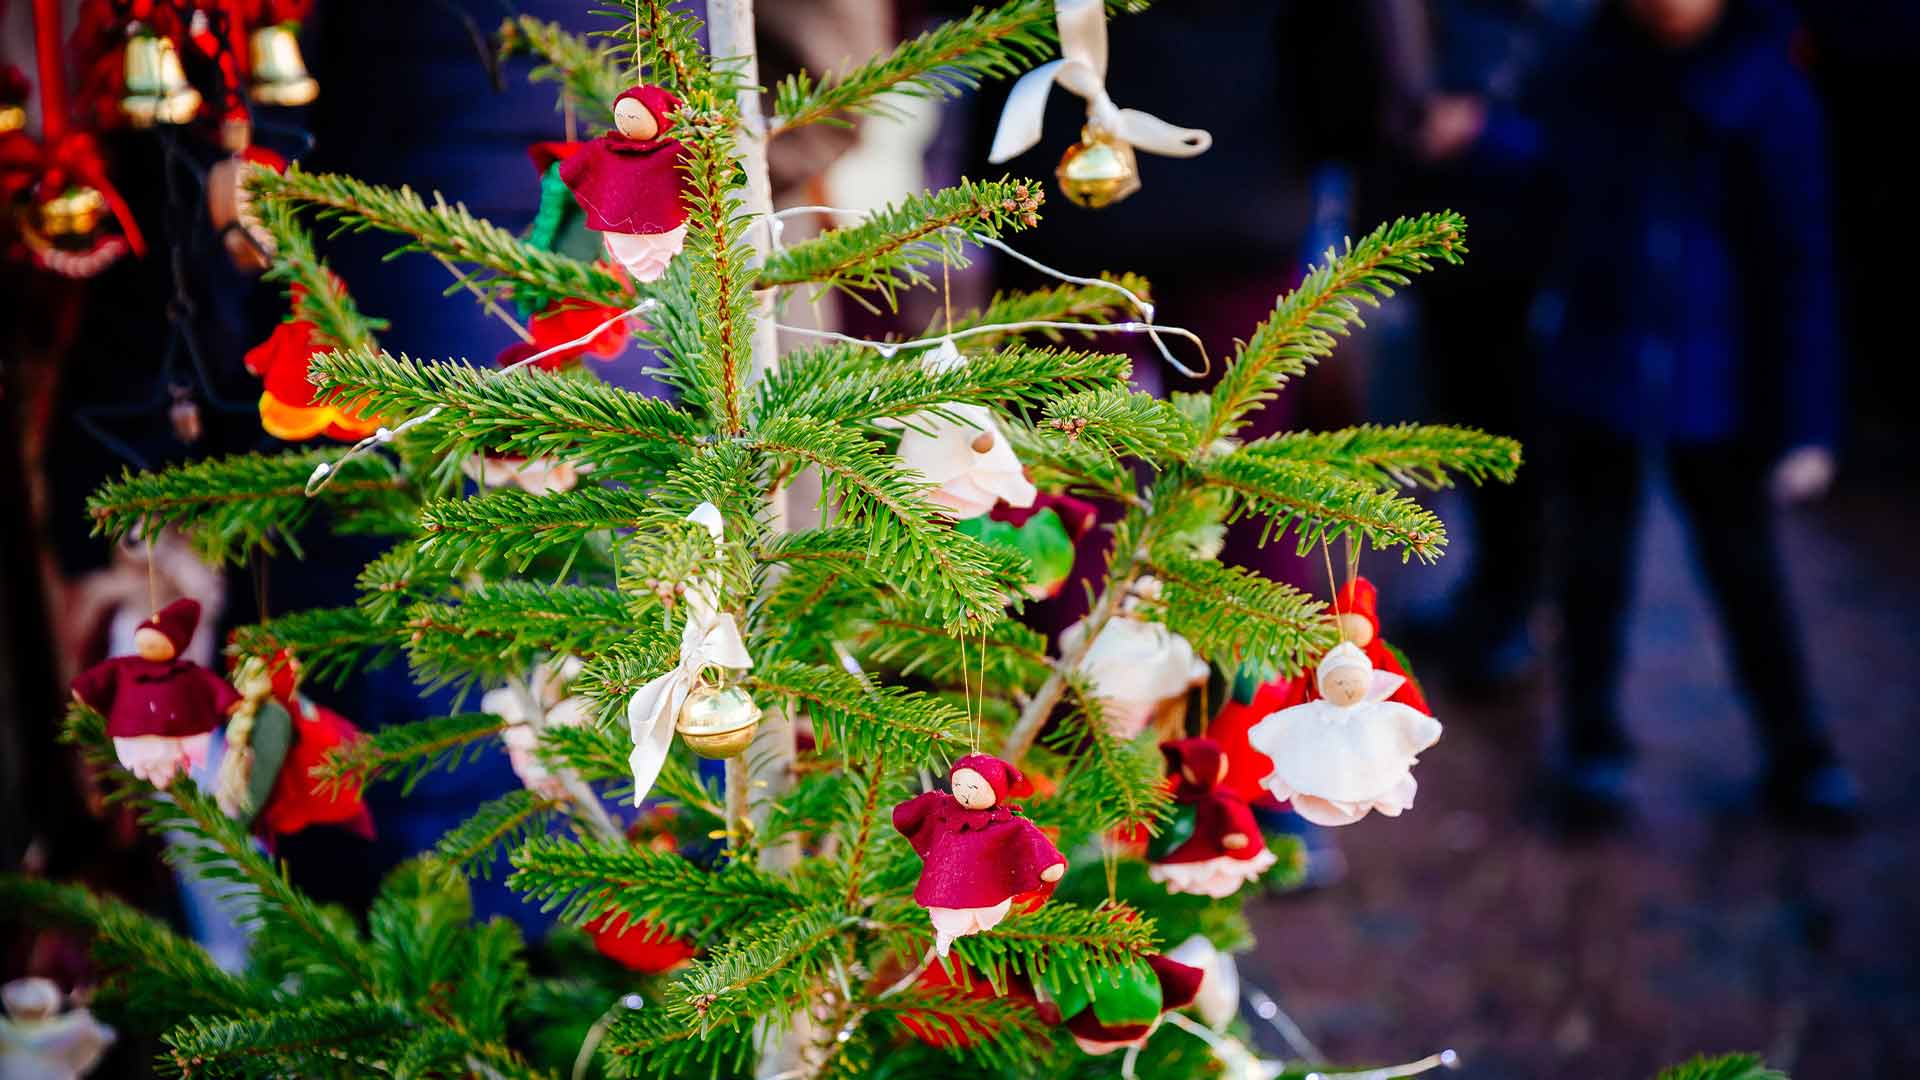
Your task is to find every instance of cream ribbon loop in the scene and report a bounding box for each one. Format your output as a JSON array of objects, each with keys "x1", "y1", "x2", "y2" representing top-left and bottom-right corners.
[
  {"x1": 987, "y1": 0, "x2": 1212, "y2": 165},
  {"x1": 625, "y1": 503, "x2": 752, "y2": 806}
]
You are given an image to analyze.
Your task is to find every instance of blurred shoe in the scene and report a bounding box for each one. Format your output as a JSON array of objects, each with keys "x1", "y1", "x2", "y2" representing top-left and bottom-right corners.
[
  {"x1": 1761, "y1": 760, "x2": 1861, "y2": 832},
  {"x1": 1551, "y1": 753, "x2": 1631, "y2": 832}
]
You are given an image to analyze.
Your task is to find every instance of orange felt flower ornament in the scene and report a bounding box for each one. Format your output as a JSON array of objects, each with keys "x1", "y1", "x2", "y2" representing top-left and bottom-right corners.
[{"x1": 244, "y1": 284, "x2": 381, "y2": 441}]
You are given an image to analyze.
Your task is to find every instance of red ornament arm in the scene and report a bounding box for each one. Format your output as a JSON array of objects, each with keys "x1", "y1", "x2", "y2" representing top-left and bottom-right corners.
[{"x1": 70, "y1": 660, "x2": 118, "y2": 712}]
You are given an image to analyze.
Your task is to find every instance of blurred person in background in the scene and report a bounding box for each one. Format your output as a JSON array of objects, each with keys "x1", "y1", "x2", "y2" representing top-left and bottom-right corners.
[{"x1": 1442, "y1": 0, "x2": 1857, "y2": 827}]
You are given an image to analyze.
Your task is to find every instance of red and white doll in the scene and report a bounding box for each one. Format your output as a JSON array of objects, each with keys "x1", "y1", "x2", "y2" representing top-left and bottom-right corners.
[
  {"x1": 1208, "y1": 574, "x2": 1433, "y2": 806},
  {"x1": 558, "y1": 85, "x2": 690, "y2": 283},
  {"x1": 892, "y1": 754, "x2": 1067, "y2": 957},
  {"x1": 1147, "y1": 738, "x2": 1275, "y2": 898},
  {"x1": 70, "y1": 599, "x2": 240, "y2": 788},
  {"x1": 1247, "y1": 642, "x2": 1442, "y2": 827}
]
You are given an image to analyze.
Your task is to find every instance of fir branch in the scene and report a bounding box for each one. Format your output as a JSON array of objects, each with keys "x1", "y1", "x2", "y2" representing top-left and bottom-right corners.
[
  {"x1": 854, "y1": 603, "x2": 1054, "y2": 689},
  {"x1": 403, "y1": 582, "x2": 634, "y2": 688},
  {"x1": 588, "y1": 1, "x2": 705, "y2": 98},
  {"x1": 748, "y1": 661, "x2": 968, "y2": 763},
  {"x1": 433, "y1": 790, "x2": 560, "y2": 879},
  {"x1": 753, "y1": 341, "x2": 1129, "y2": 427},
  {"x1": 1034, "y1": 683, "x2": 1172, "y2": 838},
  {"x1": 1201, "y1": 212, "x2": 1467, "y2": 448},
  {"x1": 534, "y1": 722, "x2": 726, "y2": 823},
  {"x1": 307, "y1": 348, "x2": 698, "y2": 473},
  {"x1": 1041, "y1": 386, "x2": 1197, "y2": 460},
  {"x1": 1145, "y1": 554, "x2": 1334, "y2": 675},
  {"x1": 753, "y1": 415, "x2": 1010, "y2": 629},
  {"x1": 86, "y1": 450, "x2": 411, "y2": 564},
  {"x1": 160, "y1": 1000, "x2": 410, "y2": 1078},
  {"x1": 498, "y1": 15, "x2": 625, "y2": 116},
  {"x1": 669, "y1": 906, "x2": 844, "y2": 1028},
  {"x1": 251, "y1": 165, "x2": 633, "y2": 309},
  {"x1": 936, "y1": 273, "x2": 1151, "y2": 346},
  {"x1": 874, "y1": 899, "x2": 1159, "y2": 994},
  {"x1": 770, "y1": 0, "x2": 1060, "y2": 133},
  {"x1": 674, "y1": 111, "x2": 755, "y2": 433},
  {"x1": 1655, "y1": 1054, "x2": 1789, "y2": 1080},
  {"x1": 416, "y1": 487, "x2": 656, "y2": 569},
  {"x1": 1000, "y1": 416, "x2": 1132, "y2": 497},
  {"x1": 0, "y1": 876, "x2": 271, "y2": 1022},
  {"x1": 228, "y1": 606, "x2": 402, "y2": 688},
  {"x1": 757, "y1": 179, "x2": 1043, "y2": 304},
  {"x1": 316, "y1": 712, "x2": 511, "y2": 796},
  {"x1": 1200, "y1": 453, "x2": 1449, "y2": 562},
  {"x1": 599, "y1": 1008, "x2": 756, "y2": 1080},
  {"x1": 508, "y1": 840, "x2": 801, "y2": 939},
  {"x1": 257, "y1": 199, "x2": 387, "y2": 350},
  {"x1": 1240, "y1": 423, "x2": 1523, "y2": 490}
]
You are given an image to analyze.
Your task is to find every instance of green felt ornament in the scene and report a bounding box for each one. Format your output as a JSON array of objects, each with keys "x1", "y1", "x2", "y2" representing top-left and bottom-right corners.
[
  {"x1": 1088, "y1": 958, "x2": 1163, "y2": 1027},
  {"x1": 955, "y1": 508, "x2": 1076, "y2": 598}
]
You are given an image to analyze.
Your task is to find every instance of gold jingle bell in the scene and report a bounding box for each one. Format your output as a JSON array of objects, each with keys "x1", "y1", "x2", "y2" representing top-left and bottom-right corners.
[
  {"x1": 676, "y1": 683, "x2": 761, "y2": 760},
  {"x1": 0, "y1": 103, "x2": 24, "y2": 135},
  {"x1": 122, "y1": 33, "x2": 203, "y2": 127},
  {"x1": 39, "y1": 186, "x2": 107, "y2": 240},
  {"x1": 249, "y1": 25, "x2": 319, "y2": 107},
  {"x1": 1055, "y1": 125, "x2": 1140, "y2": 209}
]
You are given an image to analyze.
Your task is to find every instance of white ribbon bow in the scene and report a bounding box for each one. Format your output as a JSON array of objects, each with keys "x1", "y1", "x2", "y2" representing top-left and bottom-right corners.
[
  {"x1": 624, "y1": 503, "x2": 752, "y2": 807},
  {"x1": 987, "y1": 0, "x2": 1212, "y2": 165}
]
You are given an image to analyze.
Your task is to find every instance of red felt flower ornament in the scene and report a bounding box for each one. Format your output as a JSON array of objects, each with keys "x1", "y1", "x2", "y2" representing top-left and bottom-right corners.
[{"x1": 244, "y1": 282, "x2": 382, "y2": 441}]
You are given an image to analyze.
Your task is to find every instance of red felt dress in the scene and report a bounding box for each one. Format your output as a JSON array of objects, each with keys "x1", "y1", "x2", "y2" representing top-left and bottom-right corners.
[
  {"x1": 558, "y1": 85, "x2": 689, "y2": 283},
  {"x1": 1147, "y1": 738, "x2": 1275, "y2": 897}
]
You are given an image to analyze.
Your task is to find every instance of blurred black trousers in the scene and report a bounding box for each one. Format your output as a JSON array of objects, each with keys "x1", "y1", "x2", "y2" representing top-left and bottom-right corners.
[{"x1": 1557, "y1": 426, "x2": 1831, "y2": 766}]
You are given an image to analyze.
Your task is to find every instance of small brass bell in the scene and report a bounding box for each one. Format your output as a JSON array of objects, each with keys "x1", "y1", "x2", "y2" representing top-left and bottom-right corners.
[
  {"x1": 249, "y1": 25, "x2": 319, "y2": 107},
  {"x1": 122, "y1": 33, "x2": 202, "y2": 127},
  {"x1": 39, "y1": 186, "x2": 106, "y2": 239},
  {"x1": 0, "y1": 102, "x2": 24, "y2": 136},
  {"x1": 675, "y1": 683, "x2": 761, "y2": 760},
  {"x1": 1055, "y1": 125, "x2": 1140, "y2": 209}
]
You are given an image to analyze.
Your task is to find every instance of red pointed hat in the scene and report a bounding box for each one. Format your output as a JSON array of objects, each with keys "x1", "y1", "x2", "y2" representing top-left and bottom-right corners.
[
  {"x1": 1334, "y1": 576, "x2": 1380, "y2": 634},
  {"x1": 138, "y1": 598, "x2": 202, "y2": 653},
  {"x1": 951, "y1": 753, "x2": 1033, "y2": 801},
  {"x1": 1160, "y1": 737, "x2": 1226, "y2": 795}
]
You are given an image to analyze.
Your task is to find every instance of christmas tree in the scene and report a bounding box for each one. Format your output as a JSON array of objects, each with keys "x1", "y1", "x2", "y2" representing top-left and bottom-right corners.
[{"x1": 5, "y1": 2, "x2": 1539, "y2": 1077}]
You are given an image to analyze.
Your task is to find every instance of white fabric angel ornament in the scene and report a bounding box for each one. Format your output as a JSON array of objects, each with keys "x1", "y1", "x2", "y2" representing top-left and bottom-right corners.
[
  {"x1": 483, "y1": 656, "x2": 589, "y2": 800},
  {"x1": 1246, "y1": 641, "x2": 1443, "y2": 827},
  {"x1": 883, "y1": 339, "x2": 1037, "y2": 520},
  {"x1": 1060, "y1": 577, "x2": 1208, "y2": 738},
  {"x1": 0, "y1": 978, "x2": 114, "y2": 1080}
]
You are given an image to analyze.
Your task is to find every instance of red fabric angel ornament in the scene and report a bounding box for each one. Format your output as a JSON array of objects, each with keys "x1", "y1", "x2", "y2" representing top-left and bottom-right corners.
[
  {"x1": 558, "y1": 85, "x2": 689, "y2": 283},
  {"x1": 254, "y1": 654, "x2": 374, "y2": 841},
  {"x1": 892, "y1": 754, "x2": 1067, "y2": 957},
  {"x1": 1147, "y1": 738, "x2": 1275, "y2": 898},
  {"x1": 896, "y1": 958, "x2": 1039, "y2": 1049},
  {"x1": 70, "y1": 599, "x2": 239, "y2": 788},
  {"x1": 493, "y1": 300, "x2": 633, "y2": 371}
]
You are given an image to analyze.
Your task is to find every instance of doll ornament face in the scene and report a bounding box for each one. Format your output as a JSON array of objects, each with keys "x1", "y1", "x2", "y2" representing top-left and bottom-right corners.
[
  {"x1": 1320, "y1": 663, "x2": 1371, "y2": 707},
  {"x1": 133, "y1": 626, "x2": 177, "y2": 662},
  {"x1": 1334, "y1": 611, "x2": 1375, "y2": 647},
  {"x1": 614, "y1": 97, "x2": 659, "y2": 141},
  {"x1": 951, "y1": 767, "x2": 997, "y2": 810}
]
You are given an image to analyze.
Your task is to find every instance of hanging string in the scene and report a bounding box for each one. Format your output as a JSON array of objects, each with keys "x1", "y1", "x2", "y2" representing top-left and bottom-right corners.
[
  {"x1": 1322, "y1": 539, "x2": 1347, "y2": 645},
  {"x1": 304, "y1": 298, "x2": 656, "y2": 496},
  {"x1": 1102, "y1": 831, "x2": 1119, "y2": 906},
  {"x1": 145, "y1": 530, "x2": 159, "y2": 616},
  {"x1": 434, "y1": 254, "x2": 534, "y2": 344}
]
